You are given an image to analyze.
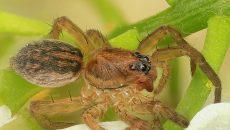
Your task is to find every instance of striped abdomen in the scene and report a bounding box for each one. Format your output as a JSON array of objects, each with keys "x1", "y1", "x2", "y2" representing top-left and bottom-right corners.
[{"x1": 11, "y1": 39, "x2": 83, "y2": 87}]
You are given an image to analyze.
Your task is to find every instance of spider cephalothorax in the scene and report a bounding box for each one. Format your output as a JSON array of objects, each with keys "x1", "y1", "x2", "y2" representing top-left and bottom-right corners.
[
  {"x1": 11, "y1": 16, "x2": 221, "y2": 130},
  {"x1": 84, "y1": 47, "x2": 156, "y2": 92}
]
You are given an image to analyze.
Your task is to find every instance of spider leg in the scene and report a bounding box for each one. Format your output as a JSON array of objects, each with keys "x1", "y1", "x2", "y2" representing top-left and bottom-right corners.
[
  {"x1": 48, "y1": 16, "x2": 94, "y2": 55},
  {"x1": 138, "y1": 26, "x2": 221, "y2": 103},
  {"x1": 152, "y1": 116, "x2": 163, "y2": 130},
  {"x1": 137, "y1": 27, "x2": 170, "y2": 54},
  {"x1": 114, "y1": 103, "x2": 152, "y2": 130},
  {"x1": 132, "y1": 99, "x2": 189, "y2": 128},
  {"x1": 190, "y1": 59, "x2": 196, "y2": 76},
  {"x1": 153, "y1": 62, "x2": 170, "y2": 95},
  {"x1": 30, "y1": 96, "x2": 85, "y2": 130},
  {"x1": 82, "y1": 103, "x2": 108, "y2": 130},
  {"x1": 151, "y1": 100, "x2": 189, "y2": 128},
  {"x1": 152, "y1": 46, "x2": 221, "y2": 103},
  {"x1": 138, "y1": 26, "x2": 198, "y2": 76},
  {"x1": 86, "y1": 29, "x2": 111, "y2": 49}
]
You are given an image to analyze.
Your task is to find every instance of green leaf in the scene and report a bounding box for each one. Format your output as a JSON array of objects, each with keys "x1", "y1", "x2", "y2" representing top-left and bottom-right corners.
[
  {"x1": 0, "y1": 35, "x2": 15, "y2": 69},
  {"x1": 0, "y1": 70, "x2": 42, "y2": 114},
  {"x1": 164, "y1": 15, "x2": 230, "y2": 130},
  {"x1": 109, "y1": 29, "x2": 140, "y2": 50}
]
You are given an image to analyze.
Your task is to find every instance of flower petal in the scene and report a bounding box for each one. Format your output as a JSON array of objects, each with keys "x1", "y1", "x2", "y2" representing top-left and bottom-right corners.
[{"x1": 186, "y1": 103, "x2": 230, "y2": 130}]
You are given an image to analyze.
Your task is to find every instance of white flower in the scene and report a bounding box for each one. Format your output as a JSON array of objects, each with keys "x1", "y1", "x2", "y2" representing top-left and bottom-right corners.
[
  {"x1": 59, "y1": 121, "x2": 128, "y2": 130},
  {"x1": 0, "y1": 105, "x2": 15, "y2": 127},
  {"x1": 186, "y1": 103, "x2": 230, "y2": 130}
]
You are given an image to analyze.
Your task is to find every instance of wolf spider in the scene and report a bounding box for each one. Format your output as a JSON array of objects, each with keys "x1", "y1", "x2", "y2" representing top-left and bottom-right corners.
[{"x1": 11, "y1": 16, "x2": 221, "y2": 130}]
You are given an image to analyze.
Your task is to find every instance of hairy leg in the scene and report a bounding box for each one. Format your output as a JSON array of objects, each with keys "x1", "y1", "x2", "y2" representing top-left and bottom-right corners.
[
  {"x1": 153, "y1": 61, "x2": 170, "y2": 95},
  {"x1": 138, "y1": 26, "x2": 221, "y2": 103},
  {"x1": 30, "y1": 96, "x2": 84, "y2": 130},
  {"x1": 151, "y1": 46, "x2": 221, "y2": 103},
  {"x1": 82, "y1": 103, "x2": 108, "y2": 130},
  {"x1": 151, "y1": 100, "x2": 189, "y2": 128},
  {"x1": 115, "y1": 103, "x2": 152, "y2": 130},
  {"x1": 133, "y1": 99, "x2": 189, "y2": 128},
  {"x1": 151, "y1": 101, "x2": 189, "y2": 128},
  {"x1": 86, "y1": 29, "x2": 111, "y2": 49},
  {"x1": 152, "y1": 116, "x2": 163, "y2": 130},
  {"x1": 190, "y1": 59, "x2": 196, "y2": 76},
  {"x1": 48, "y1": 16, "x2": 94, "y2": 55}
]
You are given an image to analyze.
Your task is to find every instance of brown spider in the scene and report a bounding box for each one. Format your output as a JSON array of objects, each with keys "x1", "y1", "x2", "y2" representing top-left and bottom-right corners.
[{"x1": 11, "y1": 16, "x2": 221, "y2": 130}]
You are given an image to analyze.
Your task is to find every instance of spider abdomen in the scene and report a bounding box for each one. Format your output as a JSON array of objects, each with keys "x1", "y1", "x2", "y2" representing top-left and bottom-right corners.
[{"x1": 11, "y1": 39, "x2": 83, "y2": 87}]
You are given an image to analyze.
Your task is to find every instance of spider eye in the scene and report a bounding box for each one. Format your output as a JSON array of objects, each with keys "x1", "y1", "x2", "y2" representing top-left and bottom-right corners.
[
  {"x1": 140, "y1": 64, "x2": 146, "y2": 70},
  {"x1": 129, "y1": 62, "x2": 150, "y2": 74},
  {"x1": 134, "y1": 52, "x2": 140, "y2": 56},
  {"x1": 130, "y1": 52, "x2": 151, "y2": 74},
  {"x1": 140, "y1": 56, "x2": 150, "y2": 63},
  {"x1": 129, "y1": 64, "x2": 136, "y2": 70},
  {"x1": 140, "y1": 64, "x2": 150, "y2": 74}
]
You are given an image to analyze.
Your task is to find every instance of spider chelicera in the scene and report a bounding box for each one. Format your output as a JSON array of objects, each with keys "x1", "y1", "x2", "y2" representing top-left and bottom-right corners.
[{"x1": 11, "y1": 16, "x2": 221, "y2": 130}]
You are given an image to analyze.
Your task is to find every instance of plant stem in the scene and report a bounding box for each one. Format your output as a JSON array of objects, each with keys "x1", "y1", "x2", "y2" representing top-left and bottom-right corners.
[
  {"x1": 165, "y1": 0, "x2": 179, "y2": 6},
  {"x1": 164, "y1": 15, "x2": 230, "y2": 130},
  {"x1": 168, "y1": 60, "x2": 181, "y2": 107},
  {"x1": 109, "y1": 0, "x2": 230, "y2": 39}
]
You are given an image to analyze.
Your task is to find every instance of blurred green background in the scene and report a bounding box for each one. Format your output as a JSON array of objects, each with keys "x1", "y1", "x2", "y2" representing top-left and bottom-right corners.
[{"x1": 0, "y1": 0, "x2": 230, "y2": 130}]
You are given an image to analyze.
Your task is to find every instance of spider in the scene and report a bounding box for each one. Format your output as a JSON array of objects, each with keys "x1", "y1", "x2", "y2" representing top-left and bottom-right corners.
[{"x1": 11, "y1": 16, "x2": 221, "y2": 130}]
